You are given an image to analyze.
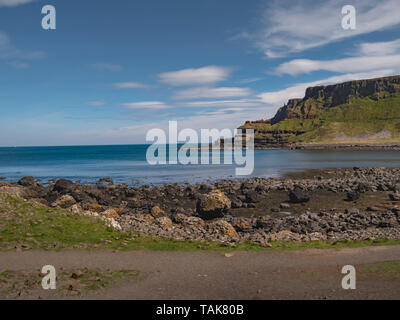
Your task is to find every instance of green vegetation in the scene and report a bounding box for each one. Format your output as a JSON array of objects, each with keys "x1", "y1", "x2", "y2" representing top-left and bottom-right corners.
[
  {"x1": 0, "y1": 268, "x2": 140, "y2": 297},
  {"x1": 241, "y1": 93, "x2": 400, "y2": 144},
  {"x1": 1, "y1": 193, "x2": 400, "y2": 252},
  {"x1": 358, "y1": 261, "x2": 400, "y2": 281}
]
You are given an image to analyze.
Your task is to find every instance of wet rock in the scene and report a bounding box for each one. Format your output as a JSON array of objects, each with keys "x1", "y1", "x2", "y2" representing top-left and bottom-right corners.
[
  {"x1": 53, "y1": 179, "x2": 76, "y2": 194},
  {"x1": 245, "y1": 191, "x2": 261, "y2": 203},
  {"x1": 196, "y1": 189, "x2": 231, "y2": 220},
  {"x1": 17, "y1": 176, "x2": 38, "y2": 187},
  {"x1": 389, "y1": 193, "x2": 400, "y2": 201},
  {"x1": 346, "y1": 191, "x2": 360, "y2": 201},
  {"x1": 288, "y1": 188, "x2": 310, "y2": 203}
]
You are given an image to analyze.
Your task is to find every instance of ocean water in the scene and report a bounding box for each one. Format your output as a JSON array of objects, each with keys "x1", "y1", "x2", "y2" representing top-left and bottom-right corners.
[{"x1": 1, "y1": 145, "x2": 400, "y2": 186}]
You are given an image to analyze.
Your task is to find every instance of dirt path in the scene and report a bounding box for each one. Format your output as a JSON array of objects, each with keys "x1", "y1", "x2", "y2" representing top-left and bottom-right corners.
[{"x1": 1, "y1": 246, "x2": 400, "y2": 300}]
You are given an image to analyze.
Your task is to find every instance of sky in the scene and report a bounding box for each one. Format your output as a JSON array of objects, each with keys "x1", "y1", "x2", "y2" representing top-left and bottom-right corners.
[{"x1": 0, "y1": 0, "x2": 400, "y2": 146}]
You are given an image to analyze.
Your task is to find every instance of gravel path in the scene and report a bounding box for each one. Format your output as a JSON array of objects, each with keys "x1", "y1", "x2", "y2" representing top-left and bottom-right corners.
[{"x1": 1, "y1": 245, "x2": 400, "y2": 300}]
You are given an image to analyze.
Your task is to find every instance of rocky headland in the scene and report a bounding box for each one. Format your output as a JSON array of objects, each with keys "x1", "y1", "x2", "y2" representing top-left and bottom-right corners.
[
  {"x1": 1, "y1": 167, "x2": 400, "y2": 247},
  {"x1": 238, "y1": 75, "x2": 400, "y2": 149}
]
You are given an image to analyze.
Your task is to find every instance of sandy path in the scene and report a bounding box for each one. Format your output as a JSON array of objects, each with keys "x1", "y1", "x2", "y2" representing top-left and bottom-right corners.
[{"x1": 1, "y1": 245, "x2": 400, "y2": 300}]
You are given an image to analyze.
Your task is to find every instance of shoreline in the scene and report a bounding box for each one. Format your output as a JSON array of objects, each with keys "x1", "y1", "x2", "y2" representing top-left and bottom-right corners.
[{"x1": 1, "y1": 167, "x2": 400, "y2": 247}]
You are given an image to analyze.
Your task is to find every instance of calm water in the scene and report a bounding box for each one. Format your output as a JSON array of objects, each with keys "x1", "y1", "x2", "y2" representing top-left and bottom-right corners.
[{"x1": 0, "y1": 145, "x2": 400, "y2": 186}]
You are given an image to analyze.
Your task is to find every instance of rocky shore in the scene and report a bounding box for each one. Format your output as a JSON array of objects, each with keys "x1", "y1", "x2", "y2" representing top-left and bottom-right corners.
[{"x1": 1, "y1": 167, "x2": 400, "y2": 247}]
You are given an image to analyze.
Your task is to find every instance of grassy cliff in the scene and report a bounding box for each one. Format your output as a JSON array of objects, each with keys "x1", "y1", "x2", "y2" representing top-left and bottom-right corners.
[{"x1": 240, "y1": 75, "x2": 400, "y2": 147}]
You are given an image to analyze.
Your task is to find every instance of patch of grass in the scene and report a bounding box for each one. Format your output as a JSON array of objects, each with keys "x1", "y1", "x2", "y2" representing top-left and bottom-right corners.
[
  {"x1": 1, "y1": 193, "x2": 400, "y2": 252},
  {"x1": 358, "y1": 261, "x2": 400, "y2": 281},
  {"x1": 0, "y1": 268, "x2": 140, "y2": 298}
]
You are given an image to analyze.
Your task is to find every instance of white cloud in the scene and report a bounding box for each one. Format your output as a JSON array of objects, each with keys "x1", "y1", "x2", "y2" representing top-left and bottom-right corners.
[
  {"x1": 86, "y1": 100, "x2": 106, "y2": 106},
  {"x1": 174, "y1": 87, "x2": 252, "y2": 100},
  {"x1": 157, "y1": 66, "x2": 232, "y2": 86},
  {"x1": 244, "y1": 0, "x2": 400, "y2": 57},
  {"x1": 275, "y1": 55, "x2": 400, "y2": 76},
  {"x1": 0, "y1": 0, "x2": 35, "y2": 7},
  {"x1": 8, "y1": 61, "x2": 29, "y2": 69},
  {"x1": 121, "y1": 101, "x2": 172, "y2": 110},
  {"x1": 111, "y1": 82, "x2": 149, "y2": 89},
  {"x1": 358, "y1": 38, "x2": 400, "y2": 56},
  {"x1": 0, "y1": 31, "x2": 45, "y2": 60},
  {"x1": 182, "y1": 99, "x2": 267, "y2": 109},
  {"x1": 91, "y1": 63, "x2": 122, "y2": 72}
]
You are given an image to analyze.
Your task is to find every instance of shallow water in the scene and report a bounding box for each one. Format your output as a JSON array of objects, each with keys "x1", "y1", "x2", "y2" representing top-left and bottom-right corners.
[{"x1": 0, "y1": 145, "x2": 400, "y2": 186}]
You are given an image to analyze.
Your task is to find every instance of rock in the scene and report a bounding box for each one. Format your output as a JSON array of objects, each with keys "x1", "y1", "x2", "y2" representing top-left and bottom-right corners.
[
  {"x1": 97, "y1": 177, "x2": 114, "y2": 185},
  {"x1": 345, "y1": 208, "x2": 360, "y2": 214},
  {"x1": 288, "y1": 188, "x2": 310, "y2": 203},
  {"x1": 155, "y1": 217, "x2": 173, "y2": 229},
  {"x1": 151, "y1": 205, "x2": 165, "y2": 217},
  {"x1": 196, "y1": 189, "x2": 231, "y2": 220},
  {"x1": 231, "y1": 198, "x2": 243, "y2": 208},
  {"x1": 70, "y1": 204, "x2": 83, "y2": 215},
  {"x1": 102, "y1": 208, "x2": 119, "y2": 219},
  {"x1": 280, "y1": 203, "x2": 290, "y2": 209},
  {"x1": 209, "y1": 220, "x2": 238, "y2": 237},
  {"x1": 245, "y1": 191, "x2": 261, "y2": 203},
  {"x1": 17, "y1": 176, "x2": 38, "y2": 187},
  {"x1": 136, "y1": 213, "x2": 155, "y2": 222},
  {"x1": 389, "y1": 193, "x2": 400, "y2": 201},
  {"x1": 230, "y1": 218, "x2": 253, "y2": 232},
  {"x1": 346, "y1": 191, "x2": 360, "y2": 201},
  {"x1": 84, "y1": 203, "x2": 103, "y2": 212},
  {"x1": 51, "y1": 195, "x2": 76, "y2": 208},
  {"x1": 53, "y1": 179, "x2": 76, "y2": 194},
  {"x1": 366, "y1": 206, "x2": 380, "y2": 212}
]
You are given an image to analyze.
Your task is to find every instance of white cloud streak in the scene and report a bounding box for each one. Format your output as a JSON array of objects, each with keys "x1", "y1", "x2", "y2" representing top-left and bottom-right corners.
[
  {"x1": 0, "y1": 0, "x2": 35, "y2": 7},
  {"x1": 157, "y1": 66, "x2": 232, "y2": 86},
  {"x1": 111, "y1": 82, "x2": 149, "y2": 89},
  {"x1": 245, "y1": 0, "x2": 400, "y2": 57},
  {"x1": 275, "y1": 55, "x2": 400, "y2": 76},
  {"x1": 121, "y1": 101, "x2": 172, "y2": 110},
  {"x1": 174, "y1": 87, "x2": 252, "y2": 100}
]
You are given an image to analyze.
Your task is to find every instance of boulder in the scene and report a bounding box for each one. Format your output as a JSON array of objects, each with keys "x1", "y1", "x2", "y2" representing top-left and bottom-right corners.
[
  {"x1": 389, "y1": 193, "x2": 400, "y2": 201},
  {"x1": 209, "y1": 220, "x2": 238, "y2": 237},
  {"x1": 17, "y1": 176, "x2": 38, "y2": 187},
  {"x1": 53, "y1": 179, "x2": 76, "y2": 194},
  {"x1": 196, "y1": 189, "x2": 231, "y2": 220},
  {"x1": 245, "y1": 191, "x2": 261, "y2": 203},
  {"x1": 155, "y1": 216, "x2": 173, "y2": 229},
  {"x1": 151, "y1": 205, "x2": 165, "y2": 217},
  {"x1": 346, "y1": 191, "x2": 360, "y2": 201},
  {"x1": 51, "y1": 195, "x2": 76, "y2": 208},
  {"x1": 288, "y1": 188, "x2": 310, "y2": 203}
]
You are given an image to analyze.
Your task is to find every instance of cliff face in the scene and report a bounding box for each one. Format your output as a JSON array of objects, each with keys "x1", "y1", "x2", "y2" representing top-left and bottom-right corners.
[{"x1": 240, "y1": 75, "x2": 400, "y2": 147}]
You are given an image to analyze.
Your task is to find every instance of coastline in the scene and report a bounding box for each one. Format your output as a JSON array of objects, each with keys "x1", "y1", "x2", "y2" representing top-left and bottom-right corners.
[{"x1": 2, "y1": 167, "x2": 400, "y2": 248}]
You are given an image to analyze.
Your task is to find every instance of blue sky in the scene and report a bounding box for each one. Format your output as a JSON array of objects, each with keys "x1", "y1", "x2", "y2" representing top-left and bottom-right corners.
[{"x1": 1, "y1": 0, "x2": 400, "y2": 146}]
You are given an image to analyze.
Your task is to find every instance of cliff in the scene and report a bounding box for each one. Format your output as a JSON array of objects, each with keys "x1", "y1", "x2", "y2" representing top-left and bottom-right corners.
[{"x1": 240, "y1": 75, "x2": 400, "y2": 148}]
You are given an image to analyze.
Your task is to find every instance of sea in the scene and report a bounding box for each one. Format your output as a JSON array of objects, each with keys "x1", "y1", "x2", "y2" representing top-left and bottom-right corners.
[{"x1": 0, "y1": 145, "x2": 400, "y2": 186}]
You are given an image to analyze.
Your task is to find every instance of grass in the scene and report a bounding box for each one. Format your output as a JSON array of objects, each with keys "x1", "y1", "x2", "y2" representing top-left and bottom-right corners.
[
  {"x1": 1, "y1": 193, "x2": 400, "y2": 252},
  {"x1": 241, "y1": 93, "x2": 400, "y2": 144},
  {"x1": 0, "y1": 268, "x2": 140, "y2": 297},
  {"x1": 358, "y1": 261, "x2": 400, "y2": 281}
]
